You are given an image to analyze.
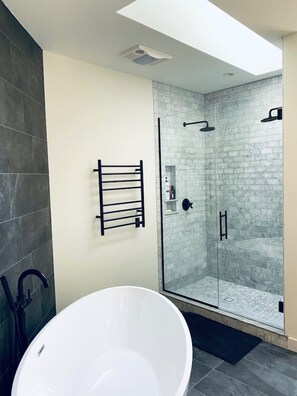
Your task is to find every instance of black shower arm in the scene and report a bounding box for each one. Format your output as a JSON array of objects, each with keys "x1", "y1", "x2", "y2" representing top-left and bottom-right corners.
[{"x1": 183, "y1": 121, "x2": 209, "y2": 127}]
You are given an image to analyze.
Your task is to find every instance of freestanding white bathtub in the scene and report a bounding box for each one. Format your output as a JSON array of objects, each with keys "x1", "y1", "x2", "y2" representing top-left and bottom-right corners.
[{"x1": 12, "y1": 286, "x2": 192, "y2": 396}]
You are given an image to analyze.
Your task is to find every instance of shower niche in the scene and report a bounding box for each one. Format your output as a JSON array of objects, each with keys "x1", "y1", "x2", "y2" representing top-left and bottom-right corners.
[
  {"x1": 157, "y1": 76, "x2": 284, "y2": 331},
  {"x1": 164, "y1": 165, "x2": 178, "y2": 215}
]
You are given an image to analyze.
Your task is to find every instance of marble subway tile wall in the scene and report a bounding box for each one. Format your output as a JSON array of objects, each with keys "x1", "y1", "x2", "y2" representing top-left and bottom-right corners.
[
  {"x1": 0, "y1": 2, "x2": 56, "y2": 394},
  {"x1": 153, "y1": 82, "x2": 208, "y2": 290},
  {"x1": 204, "y1": 76, "x2": 283, "y2": 294}
]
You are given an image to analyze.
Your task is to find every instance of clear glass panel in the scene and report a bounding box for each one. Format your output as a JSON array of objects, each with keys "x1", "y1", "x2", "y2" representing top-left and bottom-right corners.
[
  {"x1": 159, "y1": 109, "x2": 219, "y2": 307},
  {"x1": 212, "y1": 97, "x2": 284, "y2": 330}
]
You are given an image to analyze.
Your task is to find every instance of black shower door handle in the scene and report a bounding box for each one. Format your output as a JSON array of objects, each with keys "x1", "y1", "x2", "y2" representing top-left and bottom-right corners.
[{"x1": 219, "y1": 211, "x2": 228, "y2": 241}]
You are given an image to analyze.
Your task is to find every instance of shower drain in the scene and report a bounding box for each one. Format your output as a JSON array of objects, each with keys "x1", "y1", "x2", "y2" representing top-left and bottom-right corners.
[{"x1": 223, "y1": 296, "x2": 235, "y2": 302}]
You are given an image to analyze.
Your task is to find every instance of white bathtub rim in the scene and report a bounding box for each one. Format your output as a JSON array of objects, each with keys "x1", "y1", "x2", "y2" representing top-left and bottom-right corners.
[{"x1": 12, "y1": 286, "x2": 193, "y2": 396}]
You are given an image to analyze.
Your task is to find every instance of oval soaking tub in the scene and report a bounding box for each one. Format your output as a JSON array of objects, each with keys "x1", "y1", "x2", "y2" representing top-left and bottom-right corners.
[{"x1": 12, "y1": 286, "x2": 192, "y2": 396}]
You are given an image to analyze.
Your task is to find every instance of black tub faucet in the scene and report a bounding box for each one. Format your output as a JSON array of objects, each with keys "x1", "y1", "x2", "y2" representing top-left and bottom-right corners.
[
  {"x1": 17, "y1": 269, "x2": 49, "y2": 309},
  {"x1": 1, "y1": 268, "x2": 49, "y2": 358}
]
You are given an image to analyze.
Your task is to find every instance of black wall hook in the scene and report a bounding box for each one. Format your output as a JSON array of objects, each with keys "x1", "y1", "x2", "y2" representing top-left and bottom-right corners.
[{"x1": 182, "y1": 198, "x2": 193, "y2": 211}]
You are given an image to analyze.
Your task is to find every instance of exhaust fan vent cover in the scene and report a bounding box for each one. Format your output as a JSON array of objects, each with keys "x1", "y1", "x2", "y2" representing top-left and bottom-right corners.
[{"x1": 119, "y1": 45, "x2": 172, "y2": 66}]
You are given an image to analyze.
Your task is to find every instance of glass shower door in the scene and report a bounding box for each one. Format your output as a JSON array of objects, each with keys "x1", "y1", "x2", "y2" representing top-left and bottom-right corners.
[
  {"x1": 213, "y1": 99, "x2": 284, "y2": 330},
  {"x1": 159, "y1": 109, "x2": 219, "y2": 307}
]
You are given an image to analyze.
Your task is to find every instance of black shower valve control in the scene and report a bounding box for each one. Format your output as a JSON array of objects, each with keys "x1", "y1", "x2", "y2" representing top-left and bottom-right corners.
[{"x1": 182, "y1": 198, "x2": 193, "y2": 211}]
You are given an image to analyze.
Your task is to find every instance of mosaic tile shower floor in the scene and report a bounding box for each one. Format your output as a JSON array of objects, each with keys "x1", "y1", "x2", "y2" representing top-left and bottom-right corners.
[{"x1": 175, "y1": 276, "x2": 283, "y2": 330}]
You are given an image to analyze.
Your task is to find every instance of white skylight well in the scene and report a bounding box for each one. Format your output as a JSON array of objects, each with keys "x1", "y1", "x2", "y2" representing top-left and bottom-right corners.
[{"x1": 117, "y1": 0, "x2": 282, "y2": 76}]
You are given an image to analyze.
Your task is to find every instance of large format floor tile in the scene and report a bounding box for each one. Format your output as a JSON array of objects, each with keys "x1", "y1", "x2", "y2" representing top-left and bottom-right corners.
[{"x1": 188, "y1": 343, "x2": 297, "y2": 396}]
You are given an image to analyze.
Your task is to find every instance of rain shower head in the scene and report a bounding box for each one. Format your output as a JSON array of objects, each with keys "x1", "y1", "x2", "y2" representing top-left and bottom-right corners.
[
  {"x1": 261, "y1": 107, "x2": 282, "y2": 122},
  {"x1": 183, "y1": 120, "x2": 215, "y2": 131}
]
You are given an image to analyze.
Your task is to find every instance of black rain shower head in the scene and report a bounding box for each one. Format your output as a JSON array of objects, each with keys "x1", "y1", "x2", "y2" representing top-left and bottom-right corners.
[
  {"x1": 183, "y1": 120, "x2": 215, "y2": 131},
  {"x1": 261, "y1": 107, "x2": 282, "y2": 122}
]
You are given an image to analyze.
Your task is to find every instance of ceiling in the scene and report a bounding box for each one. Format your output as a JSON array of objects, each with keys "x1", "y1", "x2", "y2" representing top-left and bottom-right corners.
[{"x1": 3, "y1": 0, "x2": 297, "y2": 93}]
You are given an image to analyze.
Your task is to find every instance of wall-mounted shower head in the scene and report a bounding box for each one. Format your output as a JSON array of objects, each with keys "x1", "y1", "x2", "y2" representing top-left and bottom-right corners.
[
  {"x1": 183, "y1": 120, "x2": 215, "y2": 131},
  {"x1": 261, "y1": 107, "x2": 282, "y2": 122}
]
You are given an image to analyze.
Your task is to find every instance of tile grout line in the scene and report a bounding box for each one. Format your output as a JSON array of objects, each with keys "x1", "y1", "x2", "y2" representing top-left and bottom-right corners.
[
  {"x1": 211, "y1": 367, "x2": 268, "y2": 396},
  {"x1": 243, "y1": 355, "x2": 297, "y2": 381},
  {"x1": 0, "y1": 206, "x2": 51, "y2": 226},
  {"x1": 0, "y1": 122, "x2": 47, "y2": 143}
]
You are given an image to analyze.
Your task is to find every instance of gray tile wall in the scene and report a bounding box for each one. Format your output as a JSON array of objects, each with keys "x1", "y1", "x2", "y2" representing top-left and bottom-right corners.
[{"x1": 0, "y1": 2, "x2": 55, "y2": 393}]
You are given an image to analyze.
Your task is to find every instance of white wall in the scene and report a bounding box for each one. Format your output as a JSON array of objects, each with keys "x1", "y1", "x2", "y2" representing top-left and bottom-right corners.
[
  {"x1": 44, "y1": 52, "x2": 159, "y2": 311},
  {"x1": 283, "y1": 32, "x2": 297, "y2": 350}
]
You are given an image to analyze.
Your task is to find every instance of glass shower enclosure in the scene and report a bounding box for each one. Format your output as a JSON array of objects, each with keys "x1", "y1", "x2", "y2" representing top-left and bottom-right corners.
[{"x1": 158, "y1": 100, "x2": 284, "y2": 330}]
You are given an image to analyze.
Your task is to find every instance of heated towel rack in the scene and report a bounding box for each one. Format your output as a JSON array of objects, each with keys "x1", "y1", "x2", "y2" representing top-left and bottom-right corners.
[{"x1": 93, "y1": 160, "x2": 145, "y2": 235}]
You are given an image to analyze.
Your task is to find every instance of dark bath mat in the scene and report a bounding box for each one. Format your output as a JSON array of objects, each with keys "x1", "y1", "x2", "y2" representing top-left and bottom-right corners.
[{"x1": 183, "y1": 311, "x2": 261, "y2": 365}]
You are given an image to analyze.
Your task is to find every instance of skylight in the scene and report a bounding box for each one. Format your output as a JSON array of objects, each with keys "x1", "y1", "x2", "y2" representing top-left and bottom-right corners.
[{"x1": 117, "y1": 0, "x2": 282, "y2": 76}]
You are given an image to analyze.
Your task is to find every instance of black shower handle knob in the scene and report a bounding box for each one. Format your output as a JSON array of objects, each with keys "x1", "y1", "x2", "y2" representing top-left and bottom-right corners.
[{"x1": 182, "y1": 198, "x2": 193, "y2": 211}]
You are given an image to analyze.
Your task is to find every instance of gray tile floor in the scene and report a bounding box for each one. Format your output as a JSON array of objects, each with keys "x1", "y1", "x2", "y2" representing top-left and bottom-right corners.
[
  {"x1": 176, "y1": 276, "x2": 283, "y2": 330},
  {"x1": 188, "y1": 342, "x2": 297, "y2": 396}
]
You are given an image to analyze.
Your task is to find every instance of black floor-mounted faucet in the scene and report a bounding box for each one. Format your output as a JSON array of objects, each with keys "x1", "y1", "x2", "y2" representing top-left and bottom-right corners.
[{"x1": 1, "y1": 269, "x2": 49, "y2": 357}]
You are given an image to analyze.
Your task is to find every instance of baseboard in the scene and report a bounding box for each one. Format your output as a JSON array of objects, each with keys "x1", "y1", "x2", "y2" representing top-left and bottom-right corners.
[{"x1": 288, "y1": 337, "x2": 297, "y2": 352}]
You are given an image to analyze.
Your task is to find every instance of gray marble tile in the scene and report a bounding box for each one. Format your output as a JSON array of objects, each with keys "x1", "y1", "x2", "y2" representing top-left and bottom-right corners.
[
  {"x1": 0, "y1": 31, "x2": 11, "y2": 82},
  {"x1": 217, "y1": 359, "x2": 297, "y2": 396},
  {"x1": 0, "y1": 174, "x2": 16, "y2": 222},
  {"x1": 21, "y1": 208, "x2": 52, "y2": 256},
  {"x1": 0, "y1": 369, "x2": 12, "y2": 396},
  {"x1": 0, "y1": 78, "x2": 24, "y2": 130},
  {"x1": 0, "y1": 1, "x2": 39, "y2": 67},
  {"x1": 31, "y1": 240, "x2": 54, "y2": 291},
  {"x1": 11, "y1": 43, "x2": 44, "y2": 104},
  {"x1": 194, "y1": 370, "x2": 265, "y2": 395},
  {"x1": 11, "y1": 174, "x2": 50, "y2": 217},
  {"x1": 23, "y1": 94, "x2": 46, "y2": 139},
  {"x1": 190, "y1": 359, "x2": 212, "y2": 388},
  {"x1": 41, "y1": 273, "x2": 55, "y2": 317},
  {"x1": 244, "y1": 343, "x2": 297, "y2": 380},
  {"x1": 193, "y1": 347, "x2": 223, "y2": 369},
  {"x1": 25, "y1": 286, "x2": 43, "y2": 339},
  {"x1": 0, "y1": 219, "x2": 23, "y2": 273},
  {"x1": 0, "y1": 125, "x2": 48, "y2": 173}
]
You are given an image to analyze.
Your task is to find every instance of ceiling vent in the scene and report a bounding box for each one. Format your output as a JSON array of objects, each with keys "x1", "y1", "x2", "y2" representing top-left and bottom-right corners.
[{"x1": 119, "y1": 45, "x2": 172, "y2": 66}]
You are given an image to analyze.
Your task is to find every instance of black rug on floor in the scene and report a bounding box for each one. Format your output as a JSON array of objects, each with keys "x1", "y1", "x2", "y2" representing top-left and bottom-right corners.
[{"x1": 183, "y1": 311, "x2": 262, "y2": 365}]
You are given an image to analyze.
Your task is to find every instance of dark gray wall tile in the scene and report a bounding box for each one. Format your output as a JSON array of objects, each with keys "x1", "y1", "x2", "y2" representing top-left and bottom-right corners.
[
  {"x1": 0, "y1": 174, "x2": 16, "y2": 222},
  {"x1": 41, "y1": 273, "x2": 55, "y2": 317},
  {"x1": 0, "y1": 0, "x2": 54, "y2": 386},
  {"x1": 0, "y1": 125, "x2": 48, "y2": 173},
  {"x1": 0, "y1": 31, "x2": 11, "y2": 82},
  {"x1": 25, "y1": 286, "x2": 42, "y2": 339},
  {"x1": 28, "y1": 306, "x2": 55, "y2": 343},
  {"x1": 11, "y1": 174, "x2": 50, "y2": 217},
  {"x1": 0, "y1": 2, "x2": 37, "y2": 65},
  {"x1": 31, "y1": 240, "x2": 54, "y2": 291},
  {"x1": 0, "y1": 219, "x2": 23, "y2": 272},
  {"x1": 0, "y1": 369, "x2": 13, "y2": 396},
  {"x1": 0, "y1": 317, "x2": 14, "y2": 378},
  {"x1": 0, "y1": 78, "x2": 24, "y2": 130},
  {"x1": 21, "y1": 209, "x2": 51, "y2": 256},
  {"x1": 11, "y1": 44, "x2": 44, "y2": 104},
  {"x1": 23, "y1": 94, "x2": 46, "y2": 139}
]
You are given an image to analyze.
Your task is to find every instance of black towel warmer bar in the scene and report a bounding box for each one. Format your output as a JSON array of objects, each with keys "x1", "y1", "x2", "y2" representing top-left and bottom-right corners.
[{"x1": 93, "y1": 160, "x2": 145, "y2": 235}]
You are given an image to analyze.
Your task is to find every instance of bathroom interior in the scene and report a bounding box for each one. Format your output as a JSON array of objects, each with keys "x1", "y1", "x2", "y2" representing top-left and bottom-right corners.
[{"x1": 1, "y1": 0, "x2": 297, "y2": 395}]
